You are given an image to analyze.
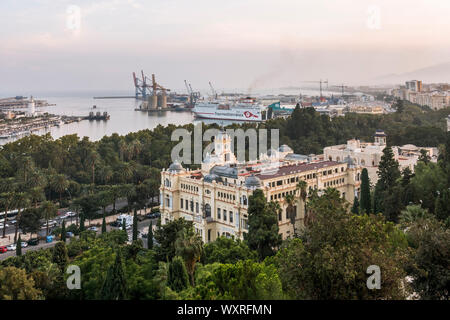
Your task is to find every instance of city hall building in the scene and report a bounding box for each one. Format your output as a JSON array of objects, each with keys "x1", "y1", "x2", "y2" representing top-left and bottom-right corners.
[{"x1": 160, "y1": 132, "x2": 361, "y2": 242}]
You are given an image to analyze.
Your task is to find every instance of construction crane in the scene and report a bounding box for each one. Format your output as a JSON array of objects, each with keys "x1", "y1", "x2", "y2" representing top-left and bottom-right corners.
[
  {"x1": 209, "y1": 81, "x2": 218, "y2": 99},
  {"x1": 299, "y1": 79, "x2": 329, "y2": 98},
  {"x1": 330, "y1": 84, "x2": 348, "y2": 97}
]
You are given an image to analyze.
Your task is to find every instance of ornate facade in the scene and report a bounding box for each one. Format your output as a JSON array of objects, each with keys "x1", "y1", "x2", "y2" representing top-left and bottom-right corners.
[{"x1": 160, "y1": 132, "x2": 361, "y2": 242}]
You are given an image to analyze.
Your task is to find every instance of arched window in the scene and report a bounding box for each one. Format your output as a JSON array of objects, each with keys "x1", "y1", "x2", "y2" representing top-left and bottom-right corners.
[
  {"x1": 336, "y1": 156, "x2": 340, "y2": 161},
  {"x1": 205, "y1": 204, "x2": 211, "y2": 217},
  {"x1": 361, "y1": 159, "x2": 365, "y2": 165}
]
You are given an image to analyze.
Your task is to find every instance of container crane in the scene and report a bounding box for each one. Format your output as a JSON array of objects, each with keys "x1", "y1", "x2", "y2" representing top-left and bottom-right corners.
[{"x1": 209, "y1": 81, "x2": 218, "y2": 99}]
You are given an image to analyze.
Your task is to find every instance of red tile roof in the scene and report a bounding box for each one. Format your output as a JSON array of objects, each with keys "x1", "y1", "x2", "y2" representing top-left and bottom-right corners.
[{"x1": 257, "y1": 161, "x2": 341, "y2": 180}]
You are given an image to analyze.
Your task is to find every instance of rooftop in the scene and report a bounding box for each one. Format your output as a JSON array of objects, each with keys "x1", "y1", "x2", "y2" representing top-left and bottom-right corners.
[{"x1": 257, "y1": 161, "x2": 341, "y2": 180}]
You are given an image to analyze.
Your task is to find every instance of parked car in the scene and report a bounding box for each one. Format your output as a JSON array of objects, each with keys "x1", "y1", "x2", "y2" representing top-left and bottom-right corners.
[
  {"x1": 6, "y1": 244, "x2": 16, "y2": 251},
  {"x1": 66, "y1": 231, "x2": 74, "y2": 238},
  {"x1": 0, "y1": 224, "x2": 9, "y2": 229},
  {"x1": 146, "y1": 212, "x2": 160, "y2": 219},
  {"x1": 9, "y1": 220, "x2": 17, "y2": 225},
  {"x1": 28, "y1": 238, "x2": 39, "y2": 246},
  {"x1": 21, "y1": 241, "x2": 28, "y2": 248},
  {"x1": 88, "y1": 226, "x2": 98, "y2": 232},
  {"x1": 0, "y1": 246, "x2": 8, "y2": 253}
]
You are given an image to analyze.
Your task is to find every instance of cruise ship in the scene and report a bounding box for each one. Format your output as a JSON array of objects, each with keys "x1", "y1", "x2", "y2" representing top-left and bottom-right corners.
[{"x1": 193, "y1": 97, "x2": 266, "y2": 122}]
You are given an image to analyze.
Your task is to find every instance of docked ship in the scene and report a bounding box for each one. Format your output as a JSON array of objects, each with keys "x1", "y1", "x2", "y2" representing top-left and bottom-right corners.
[{"x1": 193, "y1": 97, "x2": 266, "y2": 122}]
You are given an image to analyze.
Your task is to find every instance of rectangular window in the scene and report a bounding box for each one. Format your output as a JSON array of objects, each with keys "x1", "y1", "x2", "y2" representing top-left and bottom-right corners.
[
  {"x1": 217, "y1": 208, "x2": 221, "y2": 219},
  {"x1": 180, "y1": 198, "x2": 183, "y2": 209},
  {"x1": 277, "y1": 180, "x2": 282, "y2": 186},
  {"x1": 223, "y1": 210, "x2": 227, "y2": 221},
  {"x1": 185, "y1": 199, "x2": 188, "y2": 210},
  {"x1": 190, "y1": 201, "x2": 194, "y2": 212},
  {"x1": 196, "y1": 202, "x2": 199, "y2": 213},
  {"x1": 230, "y1": 212, "x2": 233, "y2": 223}
]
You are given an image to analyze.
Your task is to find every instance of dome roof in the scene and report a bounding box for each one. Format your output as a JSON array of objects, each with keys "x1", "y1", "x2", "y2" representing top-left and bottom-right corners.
[
  {"x1": 245, "y1": 175, "x2": 261, "y2": 188},
  {"x1": 401, "y1": 144, "x2": 418, "y2": 150},
  {"x1": 168, "y1": 160, "x2": 183, "y2": 172},
  {"x1": 204, "y1": 174, "x2": 222, "y2": 183},
  {"x1": 279, "y1": 144, "x2": 293, "y2": 153}
]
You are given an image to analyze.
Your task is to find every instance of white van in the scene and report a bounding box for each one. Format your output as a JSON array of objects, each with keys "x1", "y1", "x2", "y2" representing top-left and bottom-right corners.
[{"x1": 116, "y1": 214, "x2": 133, "y2": 229}]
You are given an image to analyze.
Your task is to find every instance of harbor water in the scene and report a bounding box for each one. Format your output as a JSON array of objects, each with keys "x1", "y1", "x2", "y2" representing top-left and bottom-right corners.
[{"x1": 0, "y1": 96, "x2": 195, "y2": 145}]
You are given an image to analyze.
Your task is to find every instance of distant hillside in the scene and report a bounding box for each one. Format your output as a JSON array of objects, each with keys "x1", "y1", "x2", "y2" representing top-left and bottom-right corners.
[{"x1": 373, "y1": 62, "x2": 450, "y2": 85}]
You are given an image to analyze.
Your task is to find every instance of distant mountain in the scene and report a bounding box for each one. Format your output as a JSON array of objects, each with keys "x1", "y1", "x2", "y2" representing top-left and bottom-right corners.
[{"x1": 373, "y1": 62, "x2": 450, "y2": 85}]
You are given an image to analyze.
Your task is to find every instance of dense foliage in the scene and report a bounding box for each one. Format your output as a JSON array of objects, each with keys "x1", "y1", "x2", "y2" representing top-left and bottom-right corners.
[{"x1": 0, "y1": 101, "x2": 449, "y2": 300}]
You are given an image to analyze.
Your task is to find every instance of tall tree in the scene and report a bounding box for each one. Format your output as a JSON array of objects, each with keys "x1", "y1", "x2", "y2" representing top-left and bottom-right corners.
[
  {"x1": 52, "y1": 242, "x2": 69, "y2": 273},
  {"x1": 285, "y1": 194, "x2": 297, "y2": 235},
  {"x1": 246, "y1": 189, "x2": 282, "y2": 260},
  {"x1": 360, "y1": 168, "x2": 371, "y2": 214},
  {"x1": 148, "y1": 222, "x2": 153, "y2": 250},
  {"x1": 375, "y1": 147, "x2": 402, "y2": 221},
  {"x1": 167, "y1": 256, "x2": 189, "y2": 292},
  {"x1": 13, "y1": 192, "x2": 29, "y2": 243},
  {"x1": 40, "y1": 201, "x2": 57, "y2": 236},
  {"x1": 0, "y1": 189, "x2": 16, "y2": 238},
  {"x1": 296, "y1": 180, "x2": 308, "y2": 223},
  {"x1": 101, "y1": 213, "x2": 107, "y2": 234},
  {"x1": 100, "y1": 251, "x2": 128, "y2": 300},
  {"x1": 351, "y1": 196, "x2": 359, "y2": 214},
  {"x1": 175, "y1": 226, "x2": 203, "y2": 286},
  {"x1": 16, "y1": 234, "x2": 22, "y2": 256},
  {"x1": 132, "y1": 209, "x2": 138, "y2": 241},
  {"x1": 61, "y1": 220, "x2": 66, "y2": 242}
]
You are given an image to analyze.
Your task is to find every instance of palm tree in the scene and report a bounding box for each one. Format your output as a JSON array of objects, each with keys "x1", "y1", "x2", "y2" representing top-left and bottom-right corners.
[
  {"x1": 175, "y1": 228, "x2": 203, "y2": 286},
  {"x1": 399, "y1": 205, "x2": 428, "y2": 227},
  {"x1": 110, "y1": 185, "x2": 121, "y2": 213},
  {"x1": 0, "y1": 191, "x2": 16, "y2": 238},
  {"x1": 117, "y1": 163, "x2": 134, "y2": 184},
  {"x1": 27, "y1": 170, "x2": 47, "y2": 190},
  {"x1": 122, "y1": 184, "x2": 136, "y2": 214},
  {"x1": 17, "y1": 156, "x2": 35, "y2": 186},
  {"x1": 13, "y1": 192, "x2": 29, "y2": 243},
  {"x1": 130, "y1": 140, "x2": 142, "y2": 160},
  {"x1": 50, "y1": 174, "x2": 69, "y2": 205},
  {"x1": 296, "y1": 180, "x2": 308, "y2": 226},
  {"x1": 41, "y1": 201, "x2": 57, "y2": 236},
  {"x1": 97, "y1": 189, "x2": 113, "y2": 218},
  {"x1": 29, "y1": 187, "x2": 45, "y2": 208},
  {"x1": 98, "y1": 166, "x2": 113, "y2": 185}
]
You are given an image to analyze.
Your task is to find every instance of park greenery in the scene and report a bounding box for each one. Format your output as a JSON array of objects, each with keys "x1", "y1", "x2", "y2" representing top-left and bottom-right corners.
[{"x1": 0, "y1": 99, "x2": 449, "y2": 300}]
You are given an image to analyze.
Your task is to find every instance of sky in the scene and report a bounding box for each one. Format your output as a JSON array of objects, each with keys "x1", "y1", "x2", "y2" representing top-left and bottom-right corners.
[{"x1": 0, "y1": 0, "x2": 449, "y2": 95}]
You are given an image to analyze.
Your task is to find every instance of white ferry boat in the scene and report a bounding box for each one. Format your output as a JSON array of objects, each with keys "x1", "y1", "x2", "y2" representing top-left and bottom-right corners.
[{"x1": 193, "y1": 97, "x2": 266, "y2": 122}]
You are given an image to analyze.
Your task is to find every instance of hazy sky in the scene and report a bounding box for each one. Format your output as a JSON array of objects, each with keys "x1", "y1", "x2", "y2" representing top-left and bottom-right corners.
[{"x1": 1, "y1": 0, "x2": 449, "y2": 95}]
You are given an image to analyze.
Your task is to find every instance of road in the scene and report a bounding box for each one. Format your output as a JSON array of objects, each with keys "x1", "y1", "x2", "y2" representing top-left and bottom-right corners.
[
  {"x1": 0, "y1": 197, "x2": 159, "y2": 245},
  {"x1": 0, "y1": 217, "x2": 158, "y2": 261}
]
